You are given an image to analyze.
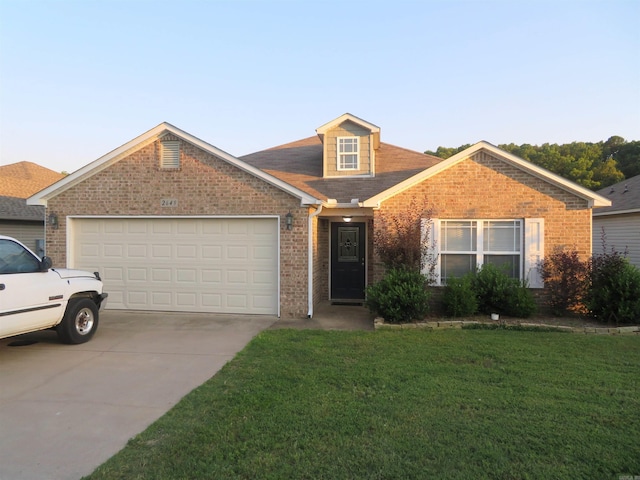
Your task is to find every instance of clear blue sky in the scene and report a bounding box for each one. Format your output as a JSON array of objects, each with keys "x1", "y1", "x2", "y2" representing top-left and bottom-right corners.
[{"x1": 1, "y1": 0, "x2": 638, "y2": 174}]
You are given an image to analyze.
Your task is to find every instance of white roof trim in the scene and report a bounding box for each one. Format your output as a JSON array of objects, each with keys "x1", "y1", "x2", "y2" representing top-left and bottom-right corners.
[
  {"x1": 27, "y1": 122, "x2": 320, "y2": 207},
  {"x1": 316, "y1": 113, "x2": 380, "y2": 135},
  {"x1": 362, "y1": 141, "x2": 612, "y2": 208}
]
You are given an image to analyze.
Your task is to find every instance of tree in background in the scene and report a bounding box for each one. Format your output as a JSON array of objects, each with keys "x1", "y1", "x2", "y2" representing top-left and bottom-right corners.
[{"x1": 425, "y1": 136, "x2": 639, "y2": 190}]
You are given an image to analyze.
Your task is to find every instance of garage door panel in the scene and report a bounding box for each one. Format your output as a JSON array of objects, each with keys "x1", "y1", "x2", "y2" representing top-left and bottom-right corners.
[
  {"x1": 128, "y1": 268, "x2": 147, "y2": 281},
  {"x1": 177, "y1": 269, "x2": 197, "y2": 282},
  {"x1": 202, "y1": 245, "x2": 222, "y2": 259},
  {"x1": 128, "y1": 291, "x2": 149, "y2": 306},
  {"x1": 201, "y1": 269, "x2": 222, "y2": 283},
  {"x1": 127, "y1": 222, "x2": 147, "y2": 234},
  {"x1": 152, "y1": 245, "x2": 172, "y2": 258},
  {"x1": 152, "y1": 268, "x2": 172, "y2": 282},
  {"x1": 104, "y1": 244, "x2": 123, "y2": 257},
  {"x1": 72, "y1": 218, "x2": 278, "y2": 315}
]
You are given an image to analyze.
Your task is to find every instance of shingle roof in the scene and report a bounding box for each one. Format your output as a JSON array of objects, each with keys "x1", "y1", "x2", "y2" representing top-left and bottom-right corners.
[
  {"x1": 594, "y1": 174, "x2": 640, "y2": 214},
  {"x1": 0, "y1": 162, "x2": 66, "y2": 198},
  {"x1": 240, "y1": 136, "x2": 442, "y2": 203},
  {"x1": 0, "y1": 195, "x2": 44, "y2": 221}
]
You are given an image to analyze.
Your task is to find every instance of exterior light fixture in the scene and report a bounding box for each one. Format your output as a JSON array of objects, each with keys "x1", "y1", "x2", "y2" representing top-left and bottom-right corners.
[
  {"x1": 285, "y1": 211, "x2": 293, "y2": 230},
  {"x1": 342, "y1": 216, "x2": 352, "y2": 223},
  {"x1": 48, "y1": 212, "x2": 59, "y2": 230}
]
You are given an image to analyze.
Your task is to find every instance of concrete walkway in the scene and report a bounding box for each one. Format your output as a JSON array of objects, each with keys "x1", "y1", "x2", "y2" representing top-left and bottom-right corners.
[
  {"x1": 0, "y1": 311, "x2": 277, "y2": 480},
  {"x1": 271, "y1": 301, "x2": 374, "y2": 331}
]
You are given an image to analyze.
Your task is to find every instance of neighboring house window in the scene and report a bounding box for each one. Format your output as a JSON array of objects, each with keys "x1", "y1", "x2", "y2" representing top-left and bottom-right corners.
[
  {"x1": 160, "y1": 141, "x2": 180, "y2": 169},
  {"x1": 337, "y1": 137, "x2": 359, "y2": 170},
  {"x1": 439, "y1": 219, "x2": 522, "y2": 283}
]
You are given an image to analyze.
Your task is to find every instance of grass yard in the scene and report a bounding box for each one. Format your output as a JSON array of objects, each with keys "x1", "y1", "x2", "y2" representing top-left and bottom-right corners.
[{"x1": 85, "y1": 329, "x2": 639, "y2": 480}]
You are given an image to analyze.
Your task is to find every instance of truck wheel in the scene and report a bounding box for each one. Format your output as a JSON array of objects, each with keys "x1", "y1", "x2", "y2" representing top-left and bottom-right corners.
[{"x1": 57, "y1": 298, "x2": 99, "y2": 344}]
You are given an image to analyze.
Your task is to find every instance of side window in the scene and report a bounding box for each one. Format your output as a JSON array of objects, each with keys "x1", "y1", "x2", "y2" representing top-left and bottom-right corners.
[{"x1": 0, "y1": 239, "x2": 41, "y2": 274}]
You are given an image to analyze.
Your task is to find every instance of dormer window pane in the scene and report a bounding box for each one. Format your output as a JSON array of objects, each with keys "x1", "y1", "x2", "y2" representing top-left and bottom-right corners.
[{"x1": 338, "y1": 137, "x2": 359, "y2": 170}]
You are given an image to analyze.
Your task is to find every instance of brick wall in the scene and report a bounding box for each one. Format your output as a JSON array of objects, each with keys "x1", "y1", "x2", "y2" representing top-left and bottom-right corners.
[
  {"x1": 372, "y1": 151, "x2": 592, "y2": 292},
  {"x1": 45, "y1": 138, "x2": 310, "y2": 317}
]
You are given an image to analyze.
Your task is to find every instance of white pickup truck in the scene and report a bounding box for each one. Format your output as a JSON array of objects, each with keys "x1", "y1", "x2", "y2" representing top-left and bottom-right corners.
[{"x1": 0, "y1": 235, "x2": 108, "y2": 344}]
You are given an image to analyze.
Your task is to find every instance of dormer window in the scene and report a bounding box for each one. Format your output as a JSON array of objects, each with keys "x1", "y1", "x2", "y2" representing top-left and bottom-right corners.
[{"x1": 337, "y1": 137, "x2": 359, "y2": 170}]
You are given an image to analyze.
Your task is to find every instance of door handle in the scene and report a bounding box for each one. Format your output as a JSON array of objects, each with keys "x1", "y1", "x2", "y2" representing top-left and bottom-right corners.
[{"x1": 0, "y1": 284, "x2": 5, "y2": 290}]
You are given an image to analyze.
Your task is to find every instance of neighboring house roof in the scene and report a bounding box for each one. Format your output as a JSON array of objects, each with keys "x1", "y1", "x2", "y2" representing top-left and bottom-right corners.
[
  {"x1": 240, "y1": 136, "x2": 442, "y2": 203},
  {"x1": 593, "y1": 174, "x2": 640, "y2": 216},
  {"x1": 0, "y1": 195, "x2": 44, "y2": 221},
  {"x1": 27, "y1": 122, "x2": 321, "y2": 207},
  {"x1": 0, "y1": 161, "x2": 65, "y2": 198}
]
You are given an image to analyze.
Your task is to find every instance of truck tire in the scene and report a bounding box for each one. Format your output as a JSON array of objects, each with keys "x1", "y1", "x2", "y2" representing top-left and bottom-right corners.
[{"x1": 57, "y1": 298, "x2": 99, "y2": 344}]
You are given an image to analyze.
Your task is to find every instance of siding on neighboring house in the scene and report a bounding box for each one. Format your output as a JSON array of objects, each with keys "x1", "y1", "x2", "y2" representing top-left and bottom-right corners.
[
  {"x1": 593, "y1": 212, "x2": 640, "y2": 268},
  {"x1": 0, "y1": 221, "x2": 45, "y2": 256}
]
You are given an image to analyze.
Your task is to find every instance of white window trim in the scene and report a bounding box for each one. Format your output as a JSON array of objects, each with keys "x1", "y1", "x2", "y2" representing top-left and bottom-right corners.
[
  {"x1": 337, "y1": 136, "x2": 359, "y2": 171},
  {"x1": 431, "y1": 219, "x2": 527, "y2": 286}
]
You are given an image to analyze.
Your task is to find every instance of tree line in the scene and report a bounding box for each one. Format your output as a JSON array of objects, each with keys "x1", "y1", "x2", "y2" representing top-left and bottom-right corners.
[{"x1": 425, "y1": 136, "x2": 640, "y2": 191}]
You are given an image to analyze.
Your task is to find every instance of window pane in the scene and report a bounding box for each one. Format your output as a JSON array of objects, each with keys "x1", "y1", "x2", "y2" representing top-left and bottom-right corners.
[
  {"x1": 442, "y1": 221, "x2": 476, "y2": 251},
  {"x1": 484, "y1": 221, "x2": 520, "y2": 252},
  {"x1": 339, "y1": 138, "x2": 357, "y2": 153},
  {"x1": 484, "y1": 255, "x2": 520, "y2": 278},
  {"x1": 340, "y1": 154, "x2": 357, "y2": 169},
  {"x1": 441, "y1": 254, "x2": 475, "y2": 282}
]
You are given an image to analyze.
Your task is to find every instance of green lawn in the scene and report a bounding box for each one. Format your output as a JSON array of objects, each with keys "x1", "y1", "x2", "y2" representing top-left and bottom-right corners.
[{"x1": 85, "y1": 329, "x2": 640, "y2": 480}]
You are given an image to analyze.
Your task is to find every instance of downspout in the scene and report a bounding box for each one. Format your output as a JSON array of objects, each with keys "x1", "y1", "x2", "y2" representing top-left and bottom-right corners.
[{"x1": 307, "y1": 203, "x2": 324, "y2": 318}]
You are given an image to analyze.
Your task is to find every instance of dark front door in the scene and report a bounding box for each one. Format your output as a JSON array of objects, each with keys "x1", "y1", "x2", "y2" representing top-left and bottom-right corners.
[{"x1": 331, "y1": 222, "x2": 366, "y2": 300}]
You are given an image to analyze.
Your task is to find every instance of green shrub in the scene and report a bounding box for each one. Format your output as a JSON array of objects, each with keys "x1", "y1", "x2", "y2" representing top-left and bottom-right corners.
[
  {"x1": 365, "y1": 268, "x2": 431, "y2": 323},
  {"x1": 470, "y1": 263, "x2": 536, "y2": 318},
  {"x1": 442, "y1": 275, "x2": 477, "y2": 317},
  {"x1": 471, "y1": 263, "x2": 514, "y2": 315},
  {"x1": 587, "y1": 254, "x2": 640, "y2": 324},
  {"x1": 505, "y1": 282, "x2": 537, "y2": 318}
]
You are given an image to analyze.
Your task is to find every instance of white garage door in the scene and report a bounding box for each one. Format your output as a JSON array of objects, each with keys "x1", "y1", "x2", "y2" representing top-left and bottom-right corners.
[{"x1": 71, "y1": 217, "x2": 279, "y2": 315}]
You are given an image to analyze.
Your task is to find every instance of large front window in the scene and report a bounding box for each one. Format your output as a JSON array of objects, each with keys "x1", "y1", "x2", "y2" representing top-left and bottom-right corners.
[
  {"x1": 440, "y1": 220, "x2": 522, "y2": 283},
  {"x1": 337, "y1": 137, "x2": 359, "y2": 170}
]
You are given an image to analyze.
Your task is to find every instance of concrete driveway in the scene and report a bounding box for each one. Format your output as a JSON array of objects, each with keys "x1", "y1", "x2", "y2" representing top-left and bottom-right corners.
[{"x1": 0, "y1": 310, "x2": 277, "y2": 480}]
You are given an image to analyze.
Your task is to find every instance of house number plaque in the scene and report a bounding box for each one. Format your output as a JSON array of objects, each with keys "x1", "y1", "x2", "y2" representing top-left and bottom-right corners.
[{"x1": 160, "y1": 198, "x2": 178, "y2": 207}]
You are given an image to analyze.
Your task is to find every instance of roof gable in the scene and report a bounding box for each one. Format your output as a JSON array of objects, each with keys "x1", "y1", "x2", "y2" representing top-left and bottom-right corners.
[
  {"x1": 362, "y1": 141, "x2": 612, "y2": 208},
  {"x1": 316, "y1": 113, "x2": 381, "y2": 150},
  {"x1": 316, "y1": 113, "x2": 380, "y2": 136},
  {"x1": 27, "y1": 123, "x2": 320, "y2": 207}
]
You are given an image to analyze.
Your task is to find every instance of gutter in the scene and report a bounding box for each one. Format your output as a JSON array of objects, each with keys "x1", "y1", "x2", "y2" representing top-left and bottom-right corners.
[
  {"x1": 593, "y1": 208, "x2": 640, "y2": 217},
  {"x1": 307, "y1": 203, "x2": 323, "y2": 318}
]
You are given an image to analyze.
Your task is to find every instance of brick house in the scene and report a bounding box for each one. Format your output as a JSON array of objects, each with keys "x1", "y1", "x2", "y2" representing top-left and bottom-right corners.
[{"x1": 28, "y1": 113, "x2": 610, "y2": 318}]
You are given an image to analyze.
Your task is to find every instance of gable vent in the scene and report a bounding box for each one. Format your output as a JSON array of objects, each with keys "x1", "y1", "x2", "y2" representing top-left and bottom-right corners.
[{"x1": 160, "y1": 140, "x2": 180, "y2": 169}]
